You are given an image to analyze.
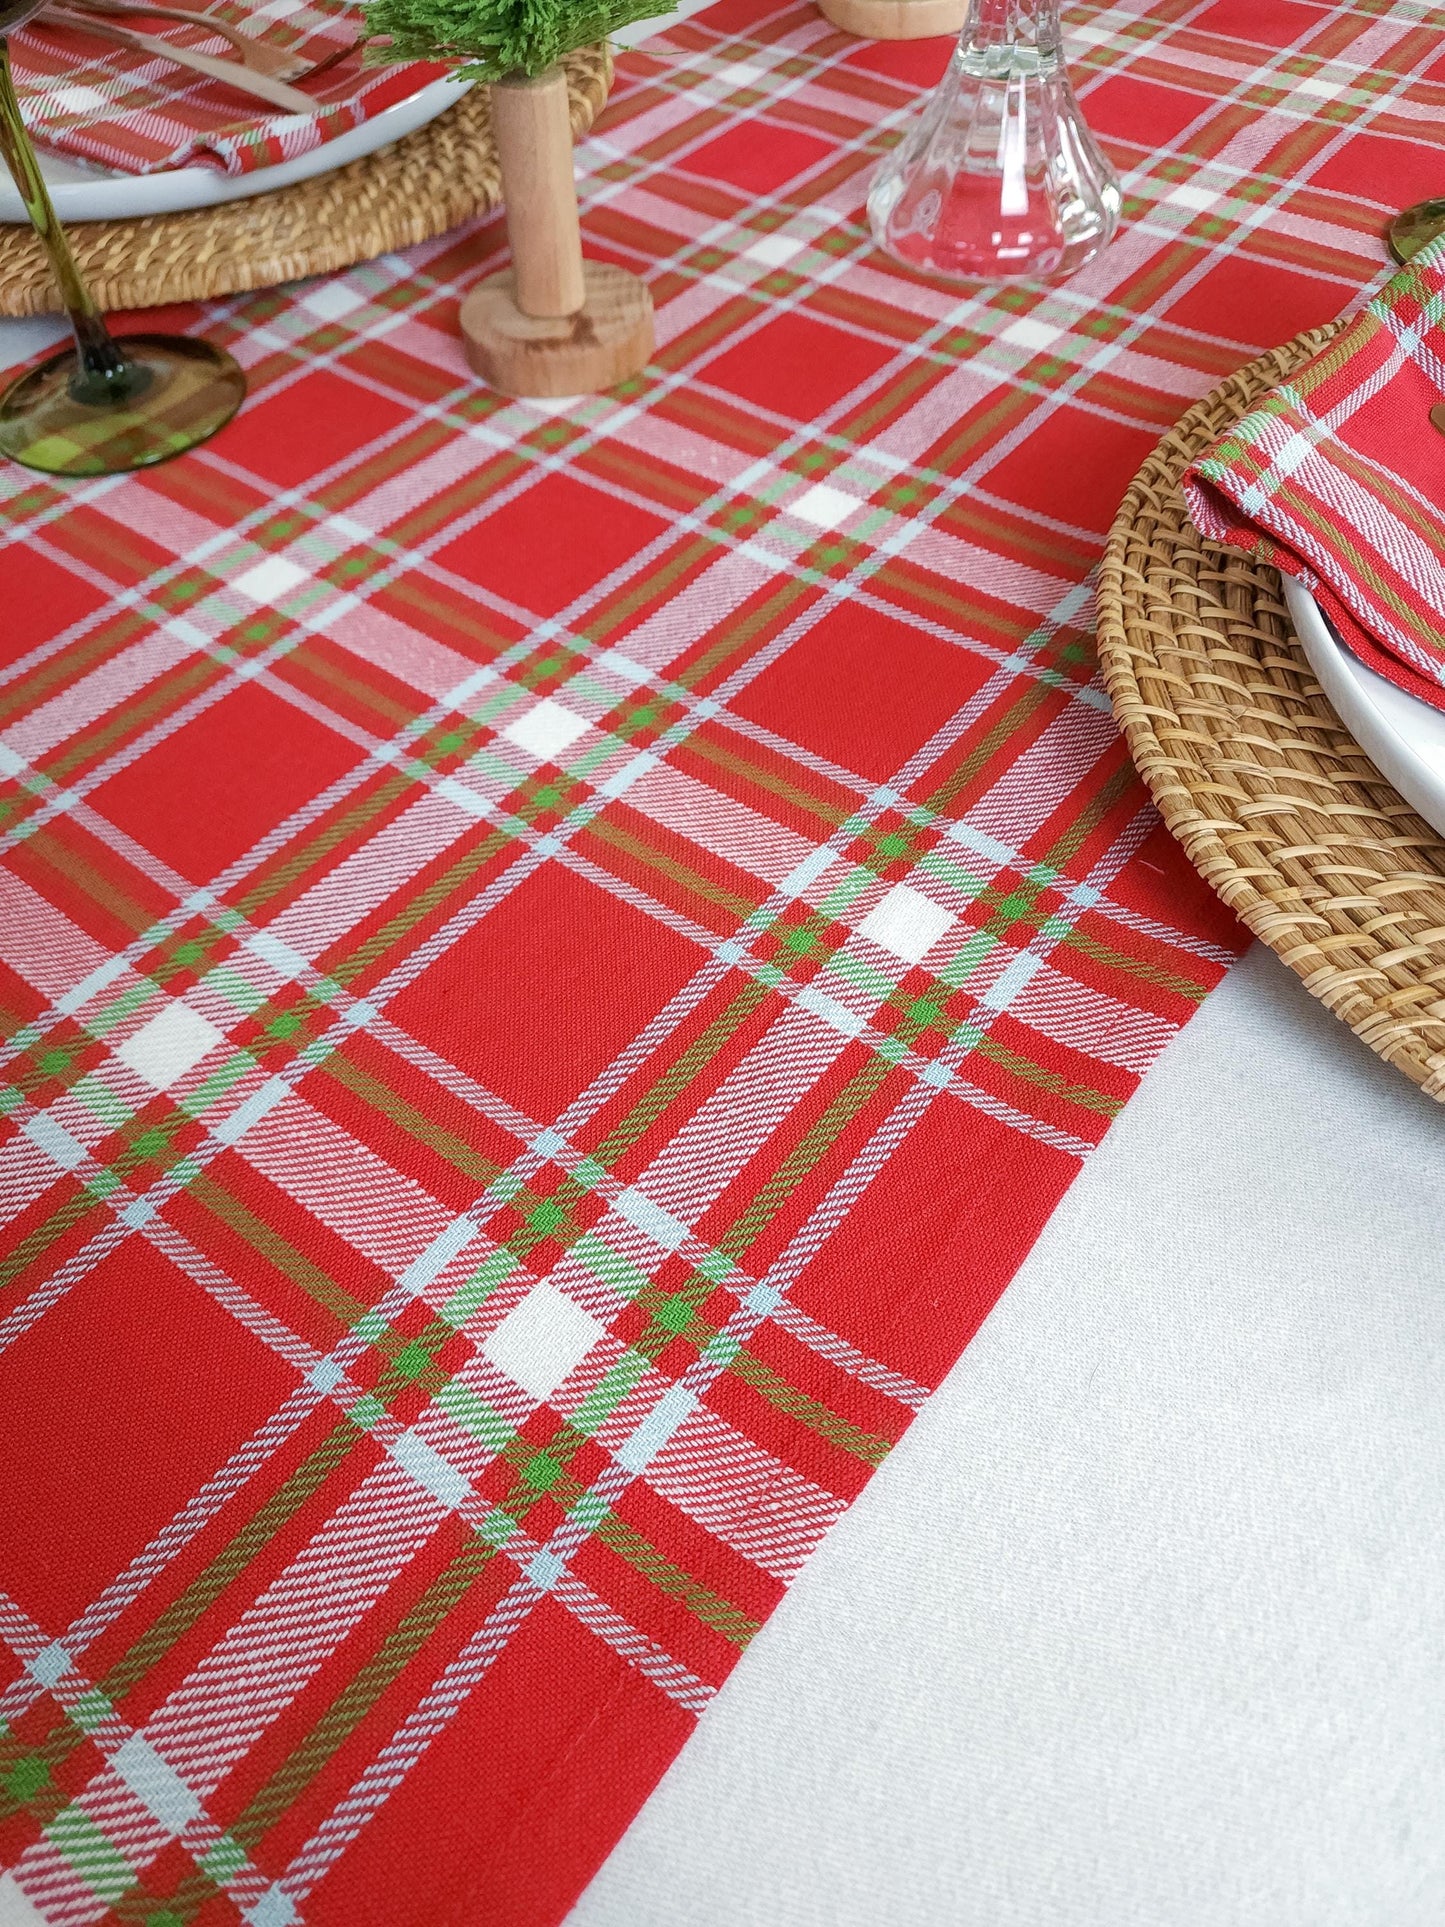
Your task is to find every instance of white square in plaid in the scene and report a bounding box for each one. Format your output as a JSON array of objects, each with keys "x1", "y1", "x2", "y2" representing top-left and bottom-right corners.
[
  {"x1": 999, "y1": 317, "x2": 1063, "y2": 353},
  {"x1": 502, "y1": 698, "x2": 591, "y2": 763},
  {"x1": 301, "y1": 282, "x2": 369, "y2": 322},
  {"x1": 745, "y1": 235, "x2": 805, "y2": 268},
  {"x1": 234, "y1": 556, "x2": 310, "y2": 605},
  {"x1": 1166, "y1": 182, "x2": 1217, "y2": 212},
  {"x1": 718, "y1": 60, "x2": 769, "y2": 89},
  {"x1": 49, "y1": 84, "x2": 107, "y2": 114},
  {"x1": 857, "y1": 884, "x2": 956, "y2": 965},
  {"x1": 116, "y1": 1002, "x2": 225, "y2": 1089},
  {"x1": 791, "y1": 484, "x2": 862, "y2": 530},
  {"x1": 483, "y1": 1283, "x2": 605, "y2": 1401}
]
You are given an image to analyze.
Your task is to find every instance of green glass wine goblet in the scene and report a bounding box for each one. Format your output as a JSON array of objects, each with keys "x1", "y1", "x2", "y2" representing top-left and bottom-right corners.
[{"x1": 0, "y1": 0, "x2": 245, "y2": 475}]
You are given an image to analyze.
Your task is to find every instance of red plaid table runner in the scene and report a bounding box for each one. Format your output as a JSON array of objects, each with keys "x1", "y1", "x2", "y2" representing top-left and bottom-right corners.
[
  {"x1": 1186, "y1": 235, "x2": 1445, "y2": 710},
  {"x1": 11, "y1": 4, "x2": 445, "y2": 176},
  {"x1": 1, "y1": 0, "x2": 1437, "y2": 1921}
]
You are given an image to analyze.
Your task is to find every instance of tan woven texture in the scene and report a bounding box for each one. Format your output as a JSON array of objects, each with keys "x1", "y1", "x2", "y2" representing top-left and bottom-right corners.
[
  {"x1": 1099, "y1": 324, "x2": 1445, "y2": 1101},
  {"x1": 0, "y1": 43, "x2": 611, "y2": 317}
]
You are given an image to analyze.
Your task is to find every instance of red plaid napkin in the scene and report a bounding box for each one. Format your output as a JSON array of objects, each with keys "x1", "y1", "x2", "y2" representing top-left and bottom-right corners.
[
  {"x1": 1184, "y1": 236, "x2": 1445, "y2": 713},
  {"x1": 10, "y1": 1, "x2": 448, "y2": 176}
]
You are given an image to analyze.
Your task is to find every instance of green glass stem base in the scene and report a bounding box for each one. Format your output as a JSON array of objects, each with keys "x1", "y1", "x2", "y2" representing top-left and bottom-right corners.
[
  {"x1": 0, "y1": 333, "x2": 245, "y2": 476},
  {"x1": 1389, "y1": 197, "x2": 1445, "y2": 266}
]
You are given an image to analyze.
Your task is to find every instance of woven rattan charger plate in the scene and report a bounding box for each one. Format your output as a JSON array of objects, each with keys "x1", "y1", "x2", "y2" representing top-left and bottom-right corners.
[
  {"x1": 0, "y1": 41, "x2": 610, "y2": 317},
  {"x1": 1098, "y1": 322, "x2": 1445, "y2": 1101}
]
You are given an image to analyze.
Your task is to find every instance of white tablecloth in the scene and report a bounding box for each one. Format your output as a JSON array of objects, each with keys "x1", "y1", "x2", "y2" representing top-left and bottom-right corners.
[{"x1": 572, "y1": 942, "x2": 1445, "y2": 1927}]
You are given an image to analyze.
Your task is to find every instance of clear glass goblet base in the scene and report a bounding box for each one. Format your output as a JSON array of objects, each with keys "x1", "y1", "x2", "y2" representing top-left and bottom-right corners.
[
  {"x1": 868, "y1": 0, "x2": 1121, "y2": 287},
  {"x1": 0, "y1": 333, "x2": 245, "y2": 476},
  {"x1": 870, "y1": 163, "x2": 1117, "y2": 284}
]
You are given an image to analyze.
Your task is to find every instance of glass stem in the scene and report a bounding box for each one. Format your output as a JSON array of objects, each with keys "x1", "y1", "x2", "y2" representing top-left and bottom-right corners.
[
  {"x1": 960, "y1": 0, "x2": 1061, "y2": 60},
  {"x1": 0, "y1": 37, "x2": 129, "y2": 391}
]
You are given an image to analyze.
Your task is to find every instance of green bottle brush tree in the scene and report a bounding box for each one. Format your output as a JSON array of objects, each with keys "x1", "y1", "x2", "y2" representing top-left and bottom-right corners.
[{"x1": 362, "y1": 0, "x2": 667, "y2": 81}]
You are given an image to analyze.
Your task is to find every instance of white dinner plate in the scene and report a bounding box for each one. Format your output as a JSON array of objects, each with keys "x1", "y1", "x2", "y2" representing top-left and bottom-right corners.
[
  {"x1": 1283, "y1": 576, "x2": 1445, "y2": 840},
  {"x1": 0, "y1": 71, "x2": 470, "y2": 225}
]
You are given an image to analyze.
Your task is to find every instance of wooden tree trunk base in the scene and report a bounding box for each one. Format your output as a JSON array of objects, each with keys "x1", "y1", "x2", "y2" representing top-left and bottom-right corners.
[
  {"x1": 817, "y1": 0, "x2": 965, "y2": 37},
  {"x1": 460, "y1": 261, "x2": 654, "y2": 398}
]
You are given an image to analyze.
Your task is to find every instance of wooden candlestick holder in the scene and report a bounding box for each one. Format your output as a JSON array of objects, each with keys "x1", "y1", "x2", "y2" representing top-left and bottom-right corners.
[
  {"x1": 816, "y1": 0, "x2": 964, "y2": 37},
  {"x1": 460, "y1": 66, "x2": 653, "y2": 398}
]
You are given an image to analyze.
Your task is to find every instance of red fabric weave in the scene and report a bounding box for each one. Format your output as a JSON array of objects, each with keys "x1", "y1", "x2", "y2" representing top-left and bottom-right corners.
[
  {"x1": 1186, "y1": 240, "x2": 1445, "y2": 712},
  {"x1": 3, "y1": 0, "x2": 1438, "y2": 1921}
]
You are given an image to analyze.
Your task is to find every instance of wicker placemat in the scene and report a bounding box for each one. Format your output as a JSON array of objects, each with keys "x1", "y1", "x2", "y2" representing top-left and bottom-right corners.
[
  {"x1": 1098, "y1": 324, "x2": 1445, "y2": 1101},
  {"x1": 0, "y1": 42, "x2": 611, "y2": 317}
]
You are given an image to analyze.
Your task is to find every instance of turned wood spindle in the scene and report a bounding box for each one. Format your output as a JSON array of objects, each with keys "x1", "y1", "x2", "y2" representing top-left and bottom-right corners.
[
  {"x1": 460, "y1": 64, "x2": 653, "y2": 398},
  {"x1": 491, "y1": 66, "x2": 586, "y2": 318},
  {"x1": 816, "y1": 0, "x2": 965, "y2": 39}
]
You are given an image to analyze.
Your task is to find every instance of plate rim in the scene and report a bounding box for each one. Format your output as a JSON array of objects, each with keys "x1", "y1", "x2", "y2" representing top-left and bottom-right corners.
[
  {"x1": 1283, "y1": 576, "x2": 1445, "y2": 841},
  {"x1": 0, "y1": 71, "x2": 470, "y2": 225}
]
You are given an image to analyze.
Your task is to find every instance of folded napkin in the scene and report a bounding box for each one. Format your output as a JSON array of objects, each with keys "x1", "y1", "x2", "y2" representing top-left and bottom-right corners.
[
  {"x1": 10, "y1": 0, "x2": 448, "y2": 177},
  {"x1": 1184, "y1": 235, "x2": 1445, "y2": 713}
]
